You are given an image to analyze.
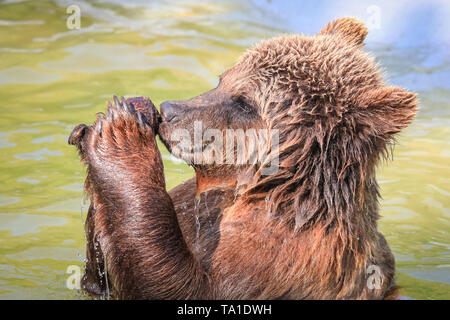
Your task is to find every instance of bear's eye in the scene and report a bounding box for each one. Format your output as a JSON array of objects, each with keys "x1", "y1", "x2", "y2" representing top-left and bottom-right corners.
[{"x1": 234, "y1": 96, "x2": 254, "y2": 114}]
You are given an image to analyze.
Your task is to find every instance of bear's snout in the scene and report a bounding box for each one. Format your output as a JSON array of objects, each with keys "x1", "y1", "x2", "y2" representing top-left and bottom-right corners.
[{"x1": 160, "y1": 100, "x2": 183, "y2": 123}]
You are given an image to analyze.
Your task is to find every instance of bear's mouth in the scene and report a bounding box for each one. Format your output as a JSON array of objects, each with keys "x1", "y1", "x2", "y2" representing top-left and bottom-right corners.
[
  {"x1": 159, "y1": 111, "x2": 179, "y2": 123},
  {"x1": 157, "y1": 120, "x2": 173, "y2": 153}
]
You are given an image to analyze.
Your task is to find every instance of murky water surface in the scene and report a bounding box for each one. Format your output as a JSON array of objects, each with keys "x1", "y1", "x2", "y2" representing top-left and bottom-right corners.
[{"x1": 0, "y1": 0, "x2": 449, "y2": 299}]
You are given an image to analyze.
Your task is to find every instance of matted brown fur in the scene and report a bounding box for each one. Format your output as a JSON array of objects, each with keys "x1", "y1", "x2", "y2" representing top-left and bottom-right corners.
[{"x1": 69, "y1": 18, "x2": 417, "y2": 299}]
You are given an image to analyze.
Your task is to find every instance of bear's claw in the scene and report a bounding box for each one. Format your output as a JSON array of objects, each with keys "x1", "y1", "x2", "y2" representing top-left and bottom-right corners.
[
  {"x1": 68, "y1": 124, "x2": 88, "y2": 146},
  {"x1": 104, "y1": 95, "x2": 159, "y2": 133},
  {"x1": 95, "y1": 114, "x2": 103, "y2": 136}
]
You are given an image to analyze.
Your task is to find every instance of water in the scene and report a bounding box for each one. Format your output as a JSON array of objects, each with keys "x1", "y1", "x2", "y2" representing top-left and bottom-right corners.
[{"x1": 0, "y1": 0, "x2": 449, "y2": 299}]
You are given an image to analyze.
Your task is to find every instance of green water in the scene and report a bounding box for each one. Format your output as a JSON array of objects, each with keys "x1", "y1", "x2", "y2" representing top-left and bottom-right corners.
[{"x1": 0, "y1": 0, "x2": 448, "y2": 299}]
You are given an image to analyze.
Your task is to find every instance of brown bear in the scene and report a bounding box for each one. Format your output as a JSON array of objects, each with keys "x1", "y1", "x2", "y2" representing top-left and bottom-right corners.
[{"x1": 69, "y1": 18, "x2": 417, "y2": 299}]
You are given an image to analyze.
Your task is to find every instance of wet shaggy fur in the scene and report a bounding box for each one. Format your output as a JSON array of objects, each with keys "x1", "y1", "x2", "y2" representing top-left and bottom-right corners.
[{"x1": 69, "y1": 18, "x2": 417, "y2": 299}]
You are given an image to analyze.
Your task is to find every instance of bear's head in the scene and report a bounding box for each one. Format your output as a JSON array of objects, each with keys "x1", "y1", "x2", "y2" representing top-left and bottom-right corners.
[{"x1": 158, "y1": 17, "x2": 417, "y2": 229}]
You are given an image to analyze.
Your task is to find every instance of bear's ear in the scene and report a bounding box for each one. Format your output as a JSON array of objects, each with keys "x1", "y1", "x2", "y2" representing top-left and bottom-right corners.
[
  {"x1": 359, "y1": 86, "x2": 418, "y2": 138},
  {"x1": 319, "y1": 17, "x2": 368, "y2": 46}
]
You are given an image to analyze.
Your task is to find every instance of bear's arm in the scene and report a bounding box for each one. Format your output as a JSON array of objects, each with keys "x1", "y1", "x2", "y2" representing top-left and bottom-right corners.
[
  {"x1": 71, "y1": 97, "x2": 211, "y2": 299},
  {"x1": 80, "y1": 203, "x2": 108, "y2": 296}
]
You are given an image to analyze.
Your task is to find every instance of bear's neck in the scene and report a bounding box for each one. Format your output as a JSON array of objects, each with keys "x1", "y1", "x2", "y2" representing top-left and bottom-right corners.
[
  {"x1": 195, "y1": 166, "x2": 252, "y2": 196},
  {"x1": 195, "y1": 171, "x2": 232, "y2": 195}
]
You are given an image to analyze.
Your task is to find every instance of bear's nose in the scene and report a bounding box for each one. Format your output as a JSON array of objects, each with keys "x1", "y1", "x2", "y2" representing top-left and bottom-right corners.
[{"x1": 160, "y1": 101, "x2": 181, "y2": 122}]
